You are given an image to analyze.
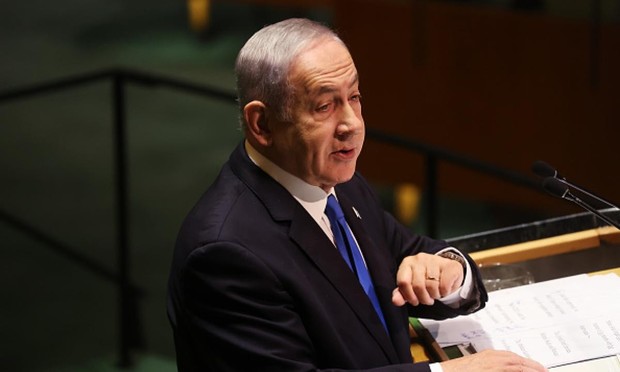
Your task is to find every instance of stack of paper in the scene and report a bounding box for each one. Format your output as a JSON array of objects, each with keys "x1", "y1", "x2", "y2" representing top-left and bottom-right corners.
[{"x1": 420, "y1": 274, "x2": 620, "y2": 368}]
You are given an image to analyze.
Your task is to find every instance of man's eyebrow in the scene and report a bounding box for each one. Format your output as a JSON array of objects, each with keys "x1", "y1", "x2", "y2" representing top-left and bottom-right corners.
[{"x1": 312, "y1": 74, "x2": 360, "y2": 95}]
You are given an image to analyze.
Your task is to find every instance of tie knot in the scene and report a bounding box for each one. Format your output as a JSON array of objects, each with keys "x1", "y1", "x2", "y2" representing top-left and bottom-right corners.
[{"x1": 326, "y1": 194, "x2": 345, "y2": 221}]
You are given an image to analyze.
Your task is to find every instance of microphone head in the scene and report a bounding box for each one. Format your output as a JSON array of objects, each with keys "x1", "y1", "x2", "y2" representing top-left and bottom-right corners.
[
  {"x1": 542, "y1": 177, "x2": 569, "y2": 199},
  {"x1": 532, "y1": 160, "x2": 557, "y2": 178}
]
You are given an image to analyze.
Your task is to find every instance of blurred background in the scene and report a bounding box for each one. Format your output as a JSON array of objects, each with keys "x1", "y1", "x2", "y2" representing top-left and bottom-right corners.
[{"x1": 0, "y1": 0, "x2": 618, "y2": 370}]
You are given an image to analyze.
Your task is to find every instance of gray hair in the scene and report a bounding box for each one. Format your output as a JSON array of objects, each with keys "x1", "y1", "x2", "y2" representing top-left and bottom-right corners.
[{"x1": 235, "y1": 18, "x2": 344, "y2": 128}]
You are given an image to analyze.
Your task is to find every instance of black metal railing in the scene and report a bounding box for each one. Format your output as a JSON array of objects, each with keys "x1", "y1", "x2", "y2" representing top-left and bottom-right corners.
[
  {"x1": 0, "y1": 68, "x2": 235, "y2": 368},
  {"x1": 365, "y1": 128, "x2": 540, "y2": 237},
  {"x1": 0, "y1": 68, "x2": 541, "y2": 367}
]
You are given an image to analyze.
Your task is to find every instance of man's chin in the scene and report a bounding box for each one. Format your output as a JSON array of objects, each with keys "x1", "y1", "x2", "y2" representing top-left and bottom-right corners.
[{"x1": 334, "y1": 170, "x2": 356, "y2": 185}]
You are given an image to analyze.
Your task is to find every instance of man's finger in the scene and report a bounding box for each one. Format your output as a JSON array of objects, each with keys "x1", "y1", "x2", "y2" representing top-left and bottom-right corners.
[{"x1": 396, "y1": 266, "x2": 419, "y2": 306}]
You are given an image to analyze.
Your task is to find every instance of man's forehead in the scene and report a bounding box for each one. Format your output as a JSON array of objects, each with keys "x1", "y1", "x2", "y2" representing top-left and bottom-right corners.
[{"x1": 289, "y1": 39, "x2": 357, "y2": 89}]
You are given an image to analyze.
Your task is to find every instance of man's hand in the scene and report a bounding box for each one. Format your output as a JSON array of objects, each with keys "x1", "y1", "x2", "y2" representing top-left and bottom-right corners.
[
  {"x1": 392, "y1": 253, "x2": 464, "y2": 306},
  {"x1": 440, "y1": 350, "x2": 548, "y2": 372}
]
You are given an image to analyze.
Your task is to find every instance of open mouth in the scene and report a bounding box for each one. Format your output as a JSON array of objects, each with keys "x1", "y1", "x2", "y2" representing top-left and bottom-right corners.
[{"x1": 332, "y1": 148, "x2": 356, "y2": 159}]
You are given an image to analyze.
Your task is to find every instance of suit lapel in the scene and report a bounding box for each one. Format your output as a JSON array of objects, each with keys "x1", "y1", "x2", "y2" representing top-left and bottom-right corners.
[
  {"x1": 337, "y1": 193, "x2": 396, "y2": 313},
  {"x1": 287, "y1": 210, "x2": 399, "y2": 363},
  {"x1": 336, "y1": 192, "x2": 411, "y2": 361}
]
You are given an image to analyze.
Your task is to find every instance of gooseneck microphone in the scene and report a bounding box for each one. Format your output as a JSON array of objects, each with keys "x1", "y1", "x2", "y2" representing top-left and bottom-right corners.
[
  {"x1": 532, "y1": 160, "x2": 618, "y2": 210},
  {"x1": 533, "y1": 160, "x2": 620, "y2": 229},
  {"x1": 542, "y1": 177, "x2": 620, "y2": 230},
  {"x1": 532, "y1": 160, "x2": 560, "y2": 179}
]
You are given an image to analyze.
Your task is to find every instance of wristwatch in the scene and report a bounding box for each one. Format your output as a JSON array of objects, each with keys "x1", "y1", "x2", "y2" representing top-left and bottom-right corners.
[
  {"x1": 438, "y1": 250, "x2": 485, "y2": 313},
  {"x1": 437, "y1": 251, "x2": 466, "y2": 269}
]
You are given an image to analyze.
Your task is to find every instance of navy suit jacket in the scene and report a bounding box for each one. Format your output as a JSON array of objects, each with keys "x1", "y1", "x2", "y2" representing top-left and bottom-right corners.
[{"x1": 167, "y1": 142, "x2": 487, "y2": 371}]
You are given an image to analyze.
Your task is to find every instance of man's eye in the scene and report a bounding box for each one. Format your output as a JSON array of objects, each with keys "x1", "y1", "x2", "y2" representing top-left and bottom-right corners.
[
  {"x1": 350, "y1": 94, "x2": 362, "y2": 102},
  {"x1": 317, "y1": 104, "x2": 331, "y2": 112}
]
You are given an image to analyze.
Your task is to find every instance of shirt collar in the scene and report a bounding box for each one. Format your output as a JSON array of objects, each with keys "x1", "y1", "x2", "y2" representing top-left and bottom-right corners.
[{"x1": 244, "y1": 141, "x2": 334, "y2": 223}]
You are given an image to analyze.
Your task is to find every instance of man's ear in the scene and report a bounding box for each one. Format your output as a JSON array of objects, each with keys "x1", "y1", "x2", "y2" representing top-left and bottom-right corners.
[{"x1": 243, "y1": 101, "x2": 272, "y2": 147}]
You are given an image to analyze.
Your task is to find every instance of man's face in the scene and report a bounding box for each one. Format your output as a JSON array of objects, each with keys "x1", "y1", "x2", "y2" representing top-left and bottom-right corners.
[{"x1": 269, "y1": 38, "x2": 365, "y2": 192}]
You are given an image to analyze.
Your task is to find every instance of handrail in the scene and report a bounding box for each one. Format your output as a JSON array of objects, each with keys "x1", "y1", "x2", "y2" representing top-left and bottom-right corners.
[
  {"x1": 365, "y1": 128, "x2": 539, "y2": 190},
  {"x1": 0, "y1": 70, "x2": 112, "y2": 103},
  {"x1": 0, "y1": 67, "x2": 541, "y2": 367},
  {"x1": 0, "y1": 208, "x2": 144, "y2": 295},
  {"x1": 0, "y1": 67, "x2": 237, "y2": 104},
  {"x1": 364, "y1": 128, "x2": 542, "y2": 236}
]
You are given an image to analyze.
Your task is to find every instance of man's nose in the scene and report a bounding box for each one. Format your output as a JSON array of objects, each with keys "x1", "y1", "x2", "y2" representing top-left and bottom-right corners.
[{"x1": 336, "y1": 104, "x2": 363, "y2": 136}]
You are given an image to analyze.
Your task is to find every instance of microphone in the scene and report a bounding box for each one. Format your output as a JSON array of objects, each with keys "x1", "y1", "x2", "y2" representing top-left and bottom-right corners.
[
  {"x1": 542, "y1": 177, "x2": 620, "y2": 230},
  {"x1": 532, "y1": 160, "x2": 617, "y2": 210},
  {"x1": 532, "y1": 160, "x2": 560, "y2": 179}
]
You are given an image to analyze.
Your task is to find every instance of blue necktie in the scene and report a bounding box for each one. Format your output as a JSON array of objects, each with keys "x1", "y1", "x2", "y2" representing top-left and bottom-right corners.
[{"x1": 325, "y1": 194, "x2": 388, "y2": 332}]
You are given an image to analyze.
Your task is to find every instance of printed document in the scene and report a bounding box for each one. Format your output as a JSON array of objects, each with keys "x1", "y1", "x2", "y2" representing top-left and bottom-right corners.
[{"x1": 421, "y1": 274, "x2": 620, "y2": 368}]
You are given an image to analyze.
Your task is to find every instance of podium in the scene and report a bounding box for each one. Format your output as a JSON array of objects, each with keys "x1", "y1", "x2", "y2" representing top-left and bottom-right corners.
[
  {"x1": 450, "y1": 209, "x2": 620, "y2": 283},
  {"x1": 410, "y1": 210, "x2": 620, "y2": 366}
]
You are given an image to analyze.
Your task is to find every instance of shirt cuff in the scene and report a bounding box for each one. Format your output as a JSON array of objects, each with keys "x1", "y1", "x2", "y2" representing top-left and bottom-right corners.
[
  {"x1": 429, "y1": 362, "x2": 444, "y2": 372},
  {"x1": 436, "y1": 247, "x2": 473, "y2": 308}
]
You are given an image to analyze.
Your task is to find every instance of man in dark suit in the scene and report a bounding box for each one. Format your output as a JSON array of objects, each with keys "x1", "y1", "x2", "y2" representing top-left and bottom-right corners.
[{"x1": 167, "y1": 18, "x2": 547, "y2": 372}]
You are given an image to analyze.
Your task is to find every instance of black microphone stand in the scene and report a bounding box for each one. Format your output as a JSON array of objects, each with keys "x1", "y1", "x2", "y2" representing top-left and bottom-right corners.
[{"x1": 542, "y1": 177, "x2": 620, "y2": 230}]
